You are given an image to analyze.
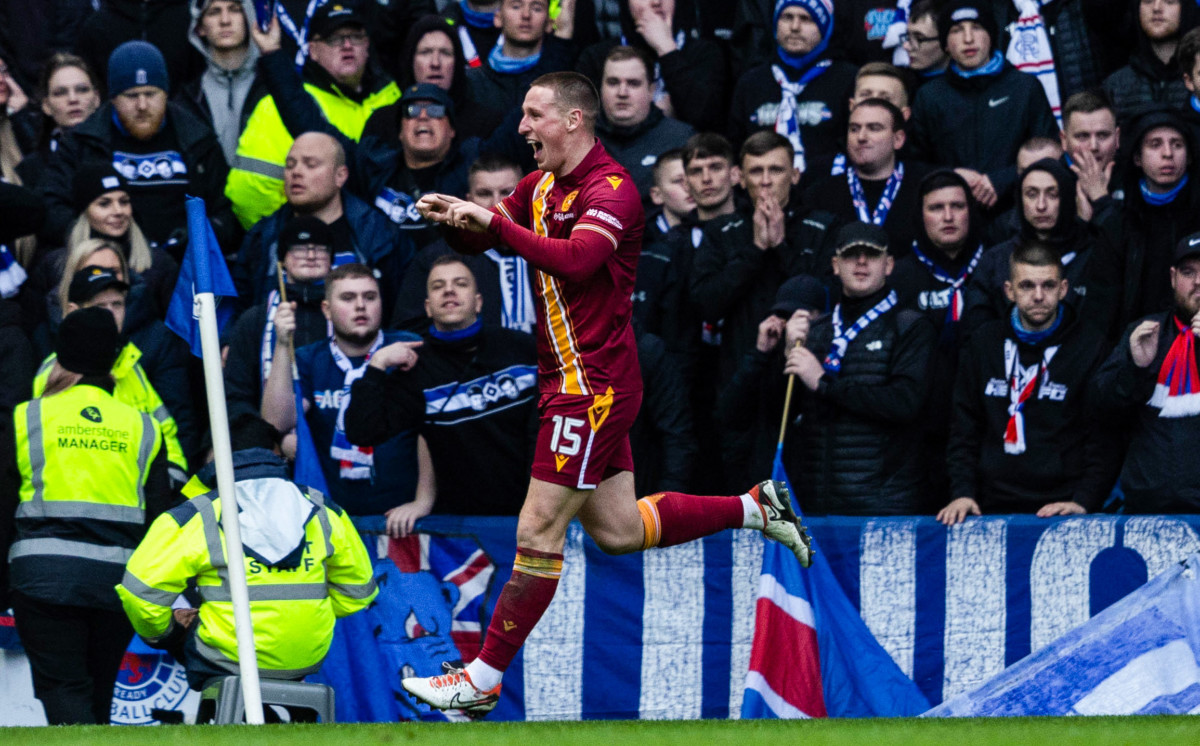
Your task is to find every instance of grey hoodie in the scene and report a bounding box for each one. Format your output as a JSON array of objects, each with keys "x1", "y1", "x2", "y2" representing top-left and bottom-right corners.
[{"x1": 188, "y1": 0, "x2": 261, "y2": 163}]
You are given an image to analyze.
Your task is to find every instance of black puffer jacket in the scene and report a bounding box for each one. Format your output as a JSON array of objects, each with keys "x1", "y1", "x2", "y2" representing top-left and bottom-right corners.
[
  {"x1": 785, "y1": 287, "x2": 936, "y2": 516},
  {"x1": 597, "y1": 107, "x2": 695, "y2": 207}
]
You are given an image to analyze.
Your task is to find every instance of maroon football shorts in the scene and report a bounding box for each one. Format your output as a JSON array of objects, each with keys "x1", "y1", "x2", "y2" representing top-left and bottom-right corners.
[{"x1": 529, "y1": 388, "x2": 642, "y2": 490}]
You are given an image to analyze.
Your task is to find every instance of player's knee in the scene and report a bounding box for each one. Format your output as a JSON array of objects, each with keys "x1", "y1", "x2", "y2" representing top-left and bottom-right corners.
[{"x1": 588, "y1": 525, "x2": 643, "y2": 555}]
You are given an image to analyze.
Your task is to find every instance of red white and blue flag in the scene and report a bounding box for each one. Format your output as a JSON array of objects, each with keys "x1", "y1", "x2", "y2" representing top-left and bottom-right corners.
[{"x1": 741, "y1": 448, "x2": 930, "y2": 719}]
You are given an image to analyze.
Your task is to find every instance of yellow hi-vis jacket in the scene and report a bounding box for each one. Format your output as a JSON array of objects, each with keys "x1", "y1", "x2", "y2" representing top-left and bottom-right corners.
[
  {"x1": 34, "y1": 342, "x2": 187, "y2": 480},
  {"x1": 11, "y1": 385, "x2": 162, "y2": 608},
  {"x1": 225, "y1": 80, "x2": 400, "y2": 229},
  {"x1": 117, "y1": 465, "x2": 377, "y2": 678}
]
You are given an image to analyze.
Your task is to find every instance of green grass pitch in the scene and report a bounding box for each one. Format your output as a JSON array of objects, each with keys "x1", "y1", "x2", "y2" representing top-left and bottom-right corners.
[{"x1": 1, "y1": 717, "x2": 1198, "y2": 745}]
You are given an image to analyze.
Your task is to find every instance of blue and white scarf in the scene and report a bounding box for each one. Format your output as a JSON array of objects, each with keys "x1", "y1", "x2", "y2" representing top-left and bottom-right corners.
[
  {"x1": 910, "y1": 242, "x2": 983, "y2": 323},
  {"x1": 275, "y1": 0, "x2": 328, "y2": 70},
  {"x1": 1007, "y1": 0, "x2": 1062, "y2": 128},
  {"x1": 0, "y1": 244, "x2": 27, "y2": 298},
  {"x1": 848, "y1": 163, "x2": 905, "y2": 226},
  {"x1": 823, "y1": 290, "x2": 897, "y2": 374},
  {"x1": 330, "y1": 331, "x2": 383, "y2": 480},
  {"x1": 261, "y1": 289, "x2": 333, "y2": 389},
  {"x1": 883, "y1": 0, "x2": 912, "y2": 66},
  {"x1": 488, "y1": 41, "x2": 542, "y2": 74},
  {"x1": 771, "y1": 60, "x2": 832, "y2": 172},
  {"x1": 485, "y1": 249, "x2": 535, "y2": 334}
]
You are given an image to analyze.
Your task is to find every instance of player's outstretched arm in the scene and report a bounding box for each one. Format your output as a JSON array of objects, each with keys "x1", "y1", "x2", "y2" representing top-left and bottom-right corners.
[{"x1": 418, "y1": 193, "x2": 496, "y2": 255}]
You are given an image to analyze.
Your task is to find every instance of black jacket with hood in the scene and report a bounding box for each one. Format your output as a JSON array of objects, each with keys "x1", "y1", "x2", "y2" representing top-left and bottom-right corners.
[
  {"x1": 1091, "y1": 108, "x2": 1200, "y2": 342},
  {"x1": 364, "y1": 14, "x2": 502, "y2": 141},
  {"x1": 1100, "y1": 0, "x2": 1198, "y2": 126},
  {"x1": 890, "y1": 169, "x2": 986, "y2": 505},
  {"x1": 963, "y1": 159, "x2": 1102, "y2": 335}
]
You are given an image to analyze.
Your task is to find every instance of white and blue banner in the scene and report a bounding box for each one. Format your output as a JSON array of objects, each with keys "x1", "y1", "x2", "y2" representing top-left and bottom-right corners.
[
  {"x1": 3, "y1": 514, "x2": 1199, "y2": 724},
  {"x1": 927, "y1": 552, "x2": 1200, "y2": 716}
]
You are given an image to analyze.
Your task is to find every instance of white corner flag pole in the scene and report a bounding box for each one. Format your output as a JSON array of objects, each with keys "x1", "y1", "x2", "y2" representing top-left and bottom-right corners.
[{"x1": 196, "y1": 291, "x2": 265, "y2": 725}]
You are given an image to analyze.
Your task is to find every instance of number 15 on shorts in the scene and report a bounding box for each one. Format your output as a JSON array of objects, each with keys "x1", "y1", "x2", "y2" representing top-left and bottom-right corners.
[{"x1": 550, "y1": 415, "x2": 586, "y2": 471}]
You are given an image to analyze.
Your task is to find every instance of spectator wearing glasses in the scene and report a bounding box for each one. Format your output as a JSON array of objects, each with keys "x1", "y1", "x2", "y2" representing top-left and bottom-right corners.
[
  {"x1": 900, "y1": 0, "x2": 948, "y2": 93},
  {"x1": 227, "y1": 3, "x2": 401, "y2": 229},
  {"x1": 252, "y1": 18, "x2": 479, "y2": 248}
]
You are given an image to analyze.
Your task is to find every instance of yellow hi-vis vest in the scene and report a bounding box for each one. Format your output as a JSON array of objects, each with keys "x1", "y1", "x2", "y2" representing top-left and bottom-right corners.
[
  {"x1": 117, "y1": 479, "x2": 377, "y2": 678},
  {"x1": 34, "y1": 342, "x2": 187, "y2": 479},
  {"x1": 11, "y1": 385, "x2": 161, "y2": 573},
  {"x1": 225, "y1": 80, "x2": 401, "y2": 229}
]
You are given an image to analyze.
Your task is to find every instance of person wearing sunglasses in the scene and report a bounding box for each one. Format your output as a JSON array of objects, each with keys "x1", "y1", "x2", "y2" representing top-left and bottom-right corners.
[{"x1": 227, "y1": 3, "x2": 401, "y2": 229}]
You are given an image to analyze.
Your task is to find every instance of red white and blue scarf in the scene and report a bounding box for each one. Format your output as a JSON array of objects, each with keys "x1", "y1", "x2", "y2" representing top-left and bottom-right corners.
[
  {"x1": 1148, "y1": 317, "x2": 1200, "y2": 418},
  {"x1": 330, "y1": 332, "x2": 383, "y2": 479},
  {"x1": 910, "y1": 242, "x2": 983, "y2": 323},
  {"x1": 1003, "y1": 338, "x2": 1059, "y2": 454}
]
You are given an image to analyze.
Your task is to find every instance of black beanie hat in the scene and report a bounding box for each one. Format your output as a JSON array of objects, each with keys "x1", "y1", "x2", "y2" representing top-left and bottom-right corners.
[
  {"x1": 72, "y1": 161, "x2": 128, "y2": 212},
  {"x1": 937, "y1": 0, "x2": 999, "y2": 52},
  {"x1": 57, "y1": 306, "x2": 121, "y2": 377}
]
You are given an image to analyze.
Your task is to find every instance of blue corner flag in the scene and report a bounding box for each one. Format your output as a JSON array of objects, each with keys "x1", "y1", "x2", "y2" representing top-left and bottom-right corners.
[
  {"x1": 166, "y1": 196, "x2": 237, "y2": 357},
  {"x1": 742, "y1": 445, "x2": 930, "y2": 719},
  {"x1": 292, "y1": 378, "x2": 330, "y2": 495}
]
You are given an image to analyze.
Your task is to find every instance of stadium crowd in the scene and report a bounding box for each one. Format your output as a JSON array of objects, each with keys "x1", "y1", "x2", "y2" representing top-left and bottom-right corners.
[{"x1": 2, "y1": 0, "x2": 1200, "y2": 721}]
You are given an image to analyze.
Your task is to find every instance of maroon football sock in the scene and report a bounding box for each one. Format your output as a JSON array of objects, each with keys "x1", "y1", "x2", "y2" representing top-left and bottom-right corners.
[
  {"x1": 476, "y1": 547, "x2": 563, "y2": 672},
  {"x1": 637, "y1": 491, "x2": 750, "y2": 549}
]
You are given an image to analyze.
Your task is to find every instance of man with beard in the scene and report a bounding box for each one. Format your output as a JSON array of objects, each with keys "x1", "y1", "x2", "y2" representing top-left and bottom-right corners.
[
  {"x1": 260, "y1": 263, "x2": 421, "y2": 518},
  {"x1": 891, "y1": 170, "x2": 985, "y2": 506},
  {"x1": 964, "y1": 159, "x2": 1101, "y2": 334},
  {"x1": 1093, "y1": 232, "x2": 1200, "y2": 513},
  {"x1": 43, "y1": 41, "x2": 237, "y2": 257},
  {"x1": 940, "y1": 242, "x2": 1112, "y2": 524}
]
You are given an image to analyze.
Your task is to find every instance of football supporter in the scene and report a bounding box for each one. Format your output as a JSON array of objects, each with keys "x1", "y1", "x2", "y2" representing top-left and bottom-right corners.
[
  {"x1": 940, "y1": 242, "x2": 1112, "y2": 524},
  {"x1": 405, "y1": 71, "x2": 813, "y2": 716}
]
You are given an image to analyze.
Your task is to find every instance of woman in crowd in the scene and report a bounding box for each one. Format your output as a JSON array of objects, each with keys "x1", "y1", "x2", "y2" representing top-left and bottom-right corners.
[
  {"x1": 16, "y1": 53, "x2": 101, "y2": 194},
  {"x1": 23, "y1": 162, "x2": 178, "y2": 331}
]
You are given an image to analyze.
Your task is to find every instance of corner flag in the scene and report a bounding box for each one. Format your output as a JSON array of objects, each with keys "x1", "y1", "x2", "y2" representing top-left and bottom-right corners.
[{"x1": 166, "y1": 196, "x2": 237, "y2": 356}]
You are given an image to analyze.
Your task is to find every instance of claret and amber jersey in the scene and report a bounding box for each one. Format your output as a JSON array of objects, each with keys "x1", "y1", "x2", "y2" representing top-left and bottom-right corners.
[{"x1": 447, "y1": 140, "x2": 645, "y2": 396}]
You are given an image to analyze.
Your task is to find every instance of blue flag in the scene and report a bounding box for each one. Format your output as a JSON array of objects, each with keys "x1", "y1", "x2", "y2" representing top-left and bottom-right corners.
[
  {"x1": 742, "y1": 445, "x2": 930, "y2": 718},
  {"x1": 292, "y1": 378, "x2": 330, "y2": 495},
  {"x1": 166, "y1": 196, "x2": 237, "y2": 357}
]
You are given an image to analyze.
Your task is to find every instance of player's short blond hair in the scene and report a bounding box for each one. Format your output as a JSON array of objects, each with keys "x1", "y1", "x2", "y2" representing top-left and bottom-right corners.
[{"x1": 530, "y1": 71, "x2": 599, "y2": 132}]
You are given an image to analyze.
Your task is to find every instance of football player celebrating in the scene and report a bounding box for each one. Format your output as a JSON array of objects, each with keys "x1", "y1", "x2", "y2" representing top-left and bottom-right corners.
[{"x1": 404, "y1": 72, "x2": 813, "y2": 717}]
